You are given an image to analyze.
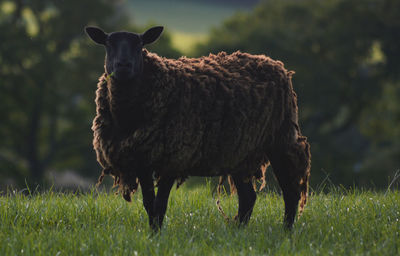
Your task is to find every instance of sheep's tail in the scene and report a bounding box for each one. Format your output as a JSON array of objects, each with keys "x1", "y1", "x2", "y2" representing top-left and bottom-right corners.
[{"x1": 216, "y1": 176, "x2": 231, "y2": 223}]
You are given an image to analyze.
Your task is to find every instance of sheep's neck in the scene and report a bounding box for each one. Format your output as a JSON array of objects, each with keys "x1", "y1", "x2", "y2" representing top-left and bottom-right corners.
[{"x1": 107, "y1": 78, "x2": 145, "y2": 134}]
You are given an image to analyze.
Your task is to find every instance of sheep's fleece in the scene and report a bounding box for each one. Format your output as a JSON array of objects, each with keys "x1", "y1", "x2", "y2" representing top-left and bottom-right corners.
[{"x1": 93, "y1": 49, "x2": 310, "y2": 204}]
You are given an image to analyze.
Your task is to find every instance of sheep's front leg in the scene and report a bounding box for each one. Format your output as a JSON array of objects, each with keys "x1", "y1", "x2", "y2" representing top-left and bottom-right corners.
[
  {"x1": 139, "y1": 174, "x2": 156, "y2": 229},
  {"x1": 153, "y1": 176, "x2": 175, "y2": 231}
]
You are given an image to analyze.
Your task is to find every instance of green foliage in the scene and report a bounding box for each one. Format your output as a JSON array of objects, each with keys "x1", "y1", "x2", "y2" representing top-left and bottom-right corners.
[
  {"x1": 0, "y1": 0, "x2": 117, "y2": 185},
  {"x1": 0, "y1": 0, "x2": 181, "y2": 187},
  {"x1": 195, "y1": 0, "x2": 400, "y2": 187},
  {"x1": 0, "y1": 186, "x2": 399, "y2": 255}
]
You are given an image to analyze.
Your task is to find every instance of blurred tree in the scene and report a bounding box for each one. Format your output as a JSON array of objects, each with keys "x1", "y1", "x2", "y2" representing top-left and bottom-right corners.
[
  {"x1": 195, "y1": 0, "x2": 400, "y2": 187},
  {"x1": 0, "y1": 0, "x2": 180, "y2": 188}
]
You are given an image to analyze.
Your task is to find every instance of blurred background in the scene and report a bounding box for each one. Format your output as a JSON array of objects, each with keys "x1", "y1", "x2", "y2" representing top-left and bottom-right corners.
[{"x1": 0, "y1": 0, "x2": 399, "y2": 191}]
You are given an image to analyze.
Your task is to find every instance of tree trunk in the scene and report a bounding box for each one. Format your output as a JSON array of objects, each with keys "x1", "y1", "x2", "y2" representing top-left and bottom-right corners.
[{"x1": 26, "y1": 90, "x2": 44, "y2": 186}]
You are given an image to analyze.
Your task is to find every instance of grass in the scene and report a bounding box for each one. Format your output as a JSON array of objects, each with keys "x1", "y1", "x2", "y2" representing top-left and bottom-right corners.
[{"x1": 0, "y1": 184, "x2": 399, "y2": 255}]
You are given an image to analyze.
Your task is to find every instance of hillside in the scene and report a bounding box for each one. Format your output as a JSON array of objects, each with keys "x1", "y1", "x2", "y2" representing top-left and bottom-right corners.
[{"x1": 126, "y1": 0, "x2": 257, "y2": 54}]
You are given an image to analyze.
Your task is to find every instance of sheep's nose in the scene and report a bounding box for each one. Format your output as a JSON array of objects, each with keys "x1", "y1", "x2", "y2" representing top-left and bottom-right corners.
[{"x1": 116, "y1": 61, "x2": 132, "y2": 68}]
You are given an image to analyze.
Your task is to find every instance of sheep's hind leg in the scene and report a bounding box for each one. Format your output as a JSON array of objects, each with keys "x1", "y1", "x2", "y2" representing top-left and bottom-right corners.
[
  {"x1": 153, "y1": 176, "x2": 175, "y2": 231},
  {"x1": 138, "y1": 173, "x2": 156, "y2": 229},
  {"x1": 231, "y1": 174, "x2": 257, "y2": 225},
  {"x1": 268, "y1": 138, "x2": 311, "y2": 229}
]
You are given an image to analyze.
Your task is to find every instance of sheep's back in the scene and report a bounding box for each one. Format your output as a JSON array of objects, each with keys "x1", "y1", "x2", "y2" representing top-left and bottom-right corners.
[{"x1": 142, "y1": 50, "x2": 296, "y2": 177}]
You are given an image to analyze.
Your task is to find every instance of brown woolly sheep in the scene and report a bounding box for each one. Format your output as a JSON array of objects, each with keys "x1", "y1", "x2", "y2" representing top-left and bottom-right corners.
[{"x1": 85, "y1": 26, "x2": 311, "y2": 231}]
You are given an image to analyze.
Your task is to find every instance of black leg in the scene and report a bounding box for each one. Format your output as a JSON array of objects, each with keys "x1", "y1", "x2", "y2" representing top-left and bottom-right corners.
[
  {"x1": 153, "y1": 176, "x2": 175, "y2": 231},
  {"x1": 231, "y1": 175, "x2": 257, "y2": 225},
  {"x1": 268, "y1": 153, "x2": 299, "y2": 229},
  {"x1": 278, "y1": 177, "x2": 299, "y2": 230},
  {"x1": 283, "y1": 189, "x2": 299, "y2": 230},
  {"x1": 139, "y1": 173, "x2": 155, "y2": 229}
]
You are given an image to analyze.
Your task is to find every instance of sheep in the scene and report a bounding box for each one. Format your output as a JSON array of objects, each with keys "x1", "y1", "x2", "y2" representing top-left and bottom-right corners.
[{"x1": 85, "y1": 26, "x2": 311, "y2": 231}]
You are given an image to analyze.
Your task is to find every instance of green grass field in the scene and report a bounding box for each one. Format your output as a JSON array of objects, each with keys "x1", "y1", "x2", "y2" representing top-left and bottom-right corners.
[{"x1": 0, "y1": 185, "x2": 399, "y2": 255}]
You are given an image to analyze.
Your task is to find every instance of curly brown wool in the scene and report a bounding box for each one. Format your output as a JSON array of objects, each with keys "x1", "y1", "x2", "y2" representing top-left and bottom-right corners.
[{"x1": 92, "y1": 49, "x2": 310, "y2": 230}]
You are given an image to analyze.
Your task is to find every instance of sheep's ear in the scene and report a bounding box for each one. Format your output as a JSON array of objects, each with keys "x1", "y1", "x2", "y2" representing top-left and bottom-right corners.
[
  {"x1": 85, "y1": 26, "x2": 108, "y2": 45},
  {"x1": 141, "y1": 26, "x2": 164, "y2": 45}
]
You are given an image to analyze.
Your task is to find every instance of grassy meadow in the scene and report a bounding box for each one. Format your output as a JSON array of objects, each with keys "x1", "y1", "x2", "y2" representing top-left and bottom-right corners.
[{"x1": 0, "y1": 184, "x2": 399, "y2": 255}]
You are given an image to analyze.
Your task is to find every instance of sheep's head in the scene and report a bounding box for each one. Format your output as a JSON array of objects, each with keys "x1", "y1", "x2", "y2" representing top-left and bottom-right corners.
[{"x1": 85, "y1": 26, "x2": 163, "y2": 81}]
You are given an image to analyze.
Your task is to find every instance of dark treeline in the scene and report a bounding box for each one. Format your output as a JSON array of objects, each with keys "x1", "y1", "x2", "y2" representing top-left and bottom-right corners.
[{"x1": 0, "y1": 0, "x2": 399, "y2": 189}]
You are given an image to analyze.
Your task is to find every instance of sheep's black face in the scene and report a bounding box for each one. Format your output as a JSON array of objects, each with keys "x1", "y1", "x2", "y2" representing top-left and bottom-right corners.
[
  {"x1": 104, "y1": 32, "x2": 142, "y2": 81},
  {"x1": 85, "y1": 26, "x2": 164, "y2": 81}
]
